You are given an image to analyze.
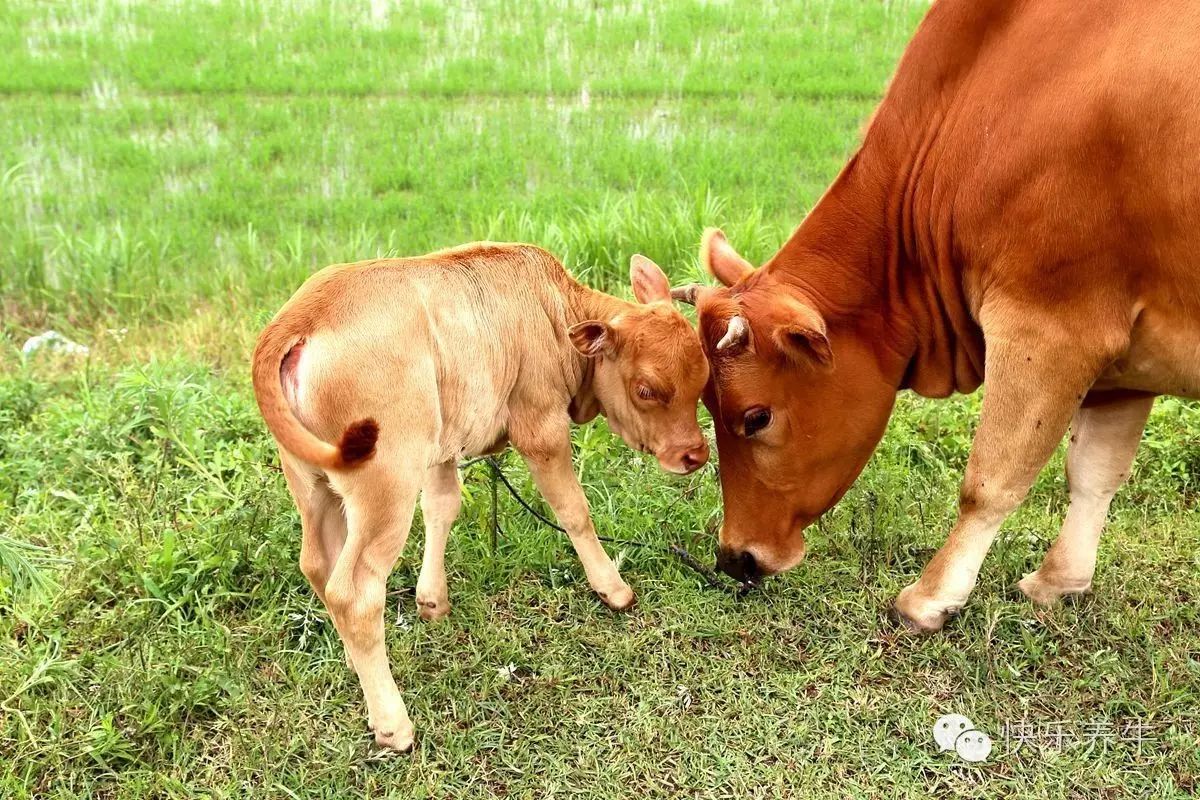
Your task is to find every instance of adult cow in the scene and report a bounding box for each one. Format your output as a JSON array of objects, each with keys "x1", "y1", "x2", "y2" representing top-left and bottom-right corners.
[{"x1": 672, "y1": 0, "x2": 1200, "y2": 632}]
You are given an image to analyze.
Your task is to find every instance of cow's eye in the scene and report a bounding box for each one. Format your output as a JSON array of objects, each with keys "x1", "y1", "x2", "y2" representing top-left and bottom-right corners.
[
  {"x1": 635, "y1": 383, "x2": 657, "y2": 402},
  {"x1": 743, "y1": 407, "x2": 772, "y2": 437}
]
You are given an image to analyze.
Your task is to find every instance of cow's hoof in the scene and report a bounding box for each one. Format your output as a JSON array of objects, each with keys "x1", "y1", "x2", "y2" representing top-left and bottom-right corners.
[
  {"x1": 1017, "y1": 570, "x2": 1091, "y2": 607},
  {"x1": 598, "y1": 583, "x2": 636, "y2": 612},
  {"x1": 417, "y1": 595, "x2": 451, "y2": 622},
  {"x1": 891, "y1": 584, "x2": 958, "y2": 634},
  {"x1": 888, "y1": 604, "x2": 931, "y2": 634}
]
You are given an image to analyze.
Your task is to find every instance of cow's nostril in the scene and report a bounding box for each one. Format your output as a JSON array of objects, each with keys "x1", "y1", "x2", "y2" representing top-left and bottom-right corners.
[{"x1": 715, "y1": 547, "x2": 760, "y2": 582}]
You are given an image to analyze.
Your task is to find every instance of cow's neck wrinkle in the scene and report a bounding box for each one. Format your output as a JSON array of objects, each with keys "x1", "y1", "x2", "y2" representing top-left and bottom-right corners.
[
  {"x1": 764, "y1": 86, "x2": 985, "y2": 399},
  {"x1": 858, "y1": 0, "x2": 995, "y2": 397}
]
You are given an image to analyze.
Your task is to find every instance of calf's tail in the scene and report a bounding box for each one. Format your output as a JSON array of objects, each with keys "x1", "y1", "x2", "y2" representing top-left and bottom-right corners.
[{"x1": 251, "y1": 316, "x2": 378, "y2": 470}]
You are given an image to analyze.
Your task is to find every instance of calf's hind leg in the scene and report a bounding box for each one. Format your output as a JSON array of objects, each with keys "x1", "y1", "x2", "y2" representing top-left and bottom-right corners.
[
  {"x1": 416, "y1": 461, "x2": 461, "y2": 621},
  {"x1": 282, "y1": 458, "x2": 354, "y2": 666},
  {"x1": 1018, "y1": 391, "x2": 1153, "y2": 606},
  {"x1": 325, "y1": 459, "x2": 423, "y2": 752},
  {"x1": 281, "y1": 459, "x2": 348, "y2": 609}
]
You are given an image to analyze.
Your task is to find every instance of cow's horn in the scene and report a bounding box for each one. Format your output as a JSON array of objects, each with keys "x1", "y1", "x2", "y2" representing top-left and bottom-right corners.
[
  {"x1": 716, "y1": 315, "x2": 749, "y2": 351},
  {"x1": 670, "y1": 284, "x2": 701, "y2": 305}
]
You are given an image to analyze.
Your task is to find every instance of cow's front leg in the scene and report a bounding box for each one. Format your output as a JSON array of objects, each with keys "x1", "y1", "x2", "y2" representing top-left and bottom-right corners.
[
  {"x1": 512, "y1": 419, "x2": 634, "y2": 610},
  {"x1": 893, "y1": 322, "x2": 1117, "y2": 633},
  {"x1": 1017, "y1": 390, "x2": 1153, "y2": 605}
]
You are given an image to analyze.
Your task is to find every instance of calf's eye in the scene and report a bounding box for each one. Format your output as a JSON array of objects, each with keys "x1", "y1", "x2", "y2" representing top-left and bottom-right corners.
[{"x1": 743, "y1": 407, "x2": 772, "y2": 437}]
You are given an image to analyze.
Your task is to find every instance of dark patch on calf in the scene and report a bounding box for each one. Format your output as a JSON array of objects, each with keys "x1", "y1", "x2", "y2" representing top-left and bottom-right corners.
[{"x1": 339, "y1": 418, "x2": 380, "y2": 465}]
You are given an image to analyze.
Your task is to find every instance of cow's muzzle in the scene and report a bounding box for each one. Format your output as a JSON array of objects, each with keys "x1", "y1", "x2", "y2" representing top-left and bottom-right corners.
[{"x1": 715, "y1": 546, "x2": 760, "y2": 584}]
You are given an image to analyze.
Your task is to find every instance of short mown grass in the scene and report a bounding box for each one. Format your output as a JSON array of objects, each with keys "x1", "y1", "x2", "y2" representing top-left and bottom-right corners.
[{"x1": 2, "y1": 2, "x2": 1198, "y2": 797}]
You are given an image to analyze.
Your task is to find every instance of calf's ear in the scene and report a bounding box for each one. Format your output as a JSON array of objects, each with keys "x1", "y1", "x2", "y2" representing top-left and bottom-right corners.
[
  {"x1": 773, "y1": 300, "x2": 833, "y2": 369},
  {"x1": 630, "y1": 255, "x2": 671, "y2": 304},
  {"x1": 569, "y1": 320, "x2": 617, "y2": 357},
  {"x1": 701, "y1": 228, "x2": 754, "y2": 287}
]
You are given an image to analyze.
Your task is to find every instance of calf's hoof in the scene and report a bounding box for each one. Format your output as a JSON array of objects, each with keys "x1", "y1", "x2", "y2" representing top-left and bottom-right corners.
[
  {"x1": 373, "y1": 725, "x2": 415, "y2": 753},
  {"x1": 1017, "y1": 570, "x2": 1091, "y2": 607},
  {"x1": 369, "y1": 715, "x2": 415, "y2": 753},
  {"x1": 891, "y1": 584, "x2": 959, "y2": 634},
  {"x1": 416, "y1": 595, "x2": 451, "y2": 622},
  {"x1": 597, "y1": 583, "x2": 636, "y2": 612}
]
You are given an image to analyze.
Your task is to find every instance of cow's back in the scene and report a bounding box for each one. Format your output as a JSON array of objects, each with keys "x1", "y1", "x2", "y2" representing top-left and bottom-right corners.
[
  {"x1": 939, "y1": 0, "x2": 1200, "y2": 277},
  {"x1": 882, "y1": 0, "x2": 1200, "y2": 395}
]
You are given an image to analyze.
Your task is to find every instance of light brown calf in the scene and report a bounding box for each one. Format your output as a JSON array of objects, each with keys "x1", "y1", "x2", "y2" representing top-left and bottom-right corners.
[{"x1": 252, "y1": 243, "x2": 708, "y2": 751}]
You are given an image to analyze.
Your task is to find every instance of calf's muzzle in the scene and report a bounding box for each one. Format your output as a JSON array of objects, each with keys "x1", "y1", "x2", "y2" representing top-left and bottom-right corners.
[{"x1": 660, "y1": 439, "x2": 710, "y2": 475}]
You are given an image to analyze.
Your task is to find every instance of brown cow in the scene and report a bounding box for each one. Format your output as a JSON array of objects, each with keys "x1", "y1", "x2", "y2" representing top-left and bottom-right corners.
[
  {"x1": 253, "y1": 243, "x2": 709, "y2": 750},
  {"x1": 673, "y1": 0, "x2": 1200, "y2": 632}
]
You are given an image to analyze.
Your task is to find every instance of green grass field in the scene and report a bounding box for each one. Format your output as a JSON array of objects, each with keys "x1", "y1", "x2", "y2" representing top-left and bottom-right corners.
[{"x1": 2, "y1": 1, "x2": 1199, "y2": 797}]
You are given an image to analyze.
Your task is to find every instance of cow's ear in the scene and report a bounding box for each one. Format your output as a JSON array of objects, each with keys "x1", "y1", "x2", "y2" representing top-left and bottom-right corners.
[
  {"x1": 569, "y1": 320, "x2": 617, "y2": 357},
  {"x1": 773, "y1": 302, "x2": 832, "y2": 369},
  {"x1": 701, "y1": 228, "x2": 754, "y2": 287},
  {"x1": 629, "y1": 254, "x2": 671, "y2": 304}
]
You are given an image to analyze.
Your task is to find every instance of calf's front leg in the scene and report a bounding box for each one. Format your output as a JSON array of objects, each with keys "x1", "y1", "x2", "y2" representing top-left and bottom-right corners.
[
  {"x1": 415, "y1": 461, "x2": 461, "y2": 621},
  {"x1": 893, "y1": 318, "x2": 1121, "y2": 633},
  {"x1": 514, "y1": 433, "x2": 635, "y2": 611}
]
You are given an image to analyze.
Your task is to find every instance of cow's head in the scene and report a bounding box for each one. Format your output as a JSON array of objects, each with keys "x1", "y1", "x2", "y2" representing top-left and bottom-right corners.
[
  {"x1": 674, "y1": 229, "x2": 897, "y2": 581},
  {"x1": 570, "y1": 255, "x2": 710, "y2": 475}
]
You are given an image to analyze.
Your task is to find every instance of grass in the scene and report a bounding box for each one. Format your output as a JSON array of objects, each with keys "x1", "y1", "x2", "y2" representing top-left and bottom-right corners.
[{"x1": 1, "y1": 1, "x2": 1198, "y2": 797}]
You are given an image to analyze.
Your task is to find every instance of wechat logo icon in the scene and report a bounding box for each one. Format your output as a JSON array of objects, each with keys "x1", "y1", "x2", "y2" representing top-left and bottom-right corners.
[{"x1": 933, "y1": 714, "x2": 993, "y2": 763}]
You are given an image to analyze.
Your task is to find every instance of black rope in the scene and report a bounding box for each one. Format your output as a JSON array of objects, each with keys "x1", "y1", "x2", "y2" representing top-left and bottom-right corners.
[
  {"x1": 459, "y1": 456, "x2": 750, "y2": 597},
  {"x1": 489, "y1": 456, "x2": 499, "y2": 554}
]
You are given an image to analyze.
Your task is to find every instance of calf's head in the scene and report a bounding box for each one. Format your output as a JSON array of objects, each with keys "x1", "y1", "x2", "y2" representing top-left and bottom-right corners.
[
  {"x1": 675, "y1": 230, "x2": 897, "y2": 581},
  {"x1": 569, "y1": 255, "x2": 710, "y2": 475}
]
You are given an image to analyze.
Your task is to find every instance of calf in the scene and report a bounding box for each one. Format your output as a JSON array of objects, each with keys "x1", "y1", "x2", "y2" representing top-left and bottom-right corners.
[{"x1": 252, "y1": 242, "x2": 709, "y2": 751}]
